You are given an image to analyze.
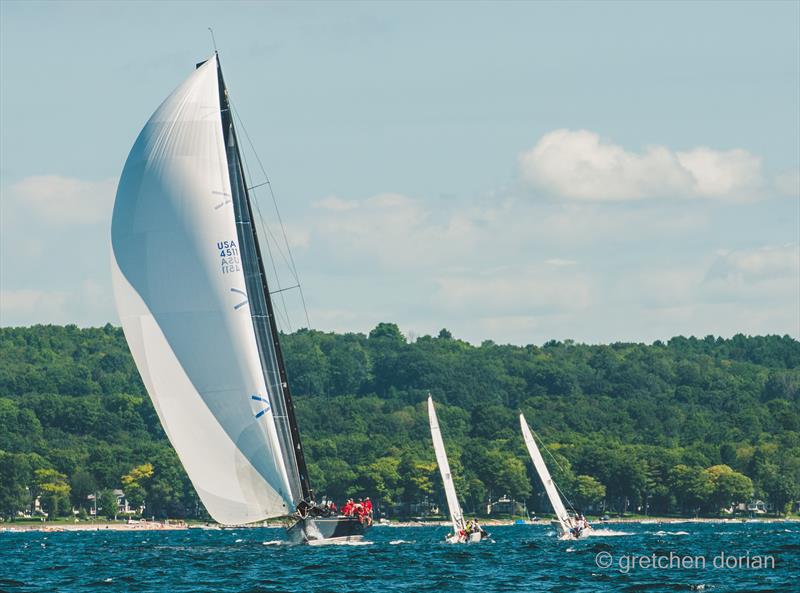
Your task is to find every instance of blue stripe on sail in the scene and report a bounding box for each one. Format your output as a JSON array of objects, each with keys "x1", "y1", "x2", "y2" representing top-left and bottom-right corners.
[{"x1": 255, "y1": 409, "x2": 267, "y2": 419}]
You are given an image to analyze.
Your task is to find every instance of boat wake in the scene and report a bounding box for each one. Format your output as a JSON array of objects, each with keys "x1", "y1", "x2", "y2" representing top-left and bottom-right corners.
[
  {"x1": 262, "y1": 540, "x2": 284, "y2": 546},
  {"x1": 586, "y1": 528, "x2": 631, "y2": 537},
  {"x1": 310, "y1": 539, "x2": 373, "y2": 547},
  {"x1": 558, "y1": 528, "x2": 631, "y2": 540}
]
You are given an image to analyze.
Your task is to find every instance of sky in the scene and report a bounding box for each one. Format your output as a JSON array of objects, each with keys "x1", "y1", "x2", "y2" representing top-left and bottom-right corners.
[{"x1": 1, "y1": 0, "x2": 798, "y2": 345}]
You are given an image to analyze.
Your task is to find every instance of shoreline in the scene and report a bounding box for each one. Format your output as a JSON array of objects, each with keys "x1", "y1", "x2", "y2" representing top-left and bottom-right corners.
[{"x1": 1, "y1": 516, "x2": 797, "y2": 533}]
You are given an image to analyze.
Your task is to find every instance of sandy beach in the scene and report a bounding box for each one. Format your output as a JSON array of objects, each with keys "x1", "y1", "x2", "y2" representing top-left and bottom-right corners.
[{"x1": 2, "y1": 515, "x2": 796, "y2": 533}]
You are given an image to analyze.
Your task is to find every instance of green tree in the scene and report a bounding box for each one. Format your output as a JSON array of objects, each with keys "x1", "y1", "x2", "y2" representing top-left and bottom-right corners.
[
  {"x1": 705, "y1": 465, "x2": 753, "y2": 513},
  {"x1": 98, "y1": 489, "x2": 119, "y2": 520},
  {"x1": 121, "y1": 463, "x2": 154, "y2": 514},
  {"x1": 573, "y1": 475, "x2": 606, "y2": 510},
  {"x1": 33, "y1": 468, "x2": 70, "y2": 518},
  {"x1": 69, "y1": 470, "x2": 96, "y2": 511},
  {"x1": 398, "y1": 456, "x2": 436, "y2": 502},
  {"x1": 354, "y1": 456, "x2": 402, "y2": 504},
  {"x1": 669, "y1": 465, "x2": 713, "y2": 515},
  {"x1": 0, "y1": 452, "x2": 39, "y2": 519}
]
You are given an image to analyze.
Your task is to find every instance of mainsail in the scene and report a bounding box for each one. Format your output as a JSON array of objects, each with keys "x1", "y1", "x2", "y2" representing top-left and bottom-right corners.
[
  {"x1": 111, "y1": 54, "x2": 308, "y2": 525},
  {"x1": 428, "y1": 396, "x2": 466, "y2": 535},
  {"x1": 519, "y1": 414, "x2": 574, "y2": 534}
]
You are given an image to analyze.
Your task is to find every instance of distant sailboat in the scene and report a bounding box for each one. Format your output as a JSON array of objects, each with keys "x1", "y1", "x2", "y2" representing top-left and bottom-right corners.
[
  {"x1": 428, "y1": 396, "x2": 487, "y2": 543},
  {"x1": 519, "y1": 414, "x2": 589, "y2": 539},
  {"x1": 110, "y1": 53, "x2": 366, "y2": 544}
]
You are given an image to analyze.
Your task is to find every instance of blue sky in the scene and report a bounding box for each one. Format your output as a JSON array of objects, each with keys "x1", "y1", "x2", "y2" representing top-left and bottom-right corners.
[{"x1": 1, "y1": 0, "x2": 798, "y2": 344}]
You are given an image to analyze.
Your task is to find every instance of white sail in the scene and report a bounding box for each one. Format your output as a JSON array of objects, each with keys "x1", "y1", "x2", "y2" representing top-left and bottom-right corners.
[
  {"x1": 519, "y1": 414, "x2": 574, "y2": 535},
  {"x1": 428, "y1": 396, "x2": 465, "y2": 535},
  {"x1": 110, "y1": 55, "x2": 296, "y2": 525}
]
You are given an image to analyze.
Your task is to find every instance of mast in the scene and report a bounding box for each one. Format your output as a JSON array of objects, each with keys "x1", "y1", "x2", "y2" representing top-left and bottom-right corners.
[{"x1": 215, "y1": 55, "x2": 314, "y2": 505}]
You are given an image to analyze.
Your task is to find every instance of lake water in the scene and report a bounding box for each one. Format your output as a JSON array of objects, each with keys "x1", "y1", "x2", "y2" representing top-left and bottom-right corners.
[{"x1": 1, "y1": 522, "x2": 797, "y2": 592}]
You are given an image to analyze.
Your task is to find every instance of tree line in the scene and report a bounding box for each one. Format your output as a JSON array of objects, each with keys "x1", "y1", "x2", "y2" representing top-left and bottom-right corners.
[{"x1": 0, "y1": 324, "x2": 798, "y2": 521}]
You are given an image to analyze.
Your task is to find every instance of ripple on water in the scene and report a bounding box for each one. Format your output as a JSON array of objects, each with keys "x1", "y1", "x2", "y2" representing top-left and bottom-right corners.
[{"x1": 0, "y1": 523, "x2": 797, "y2": 593}]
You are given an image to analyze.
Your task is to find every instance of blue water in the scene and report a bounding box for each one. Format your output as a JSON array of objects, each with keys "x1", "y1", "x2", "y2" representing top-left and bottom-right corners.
[{"x1": 1, "y1": 522, "x2": 798, "y2": 592}]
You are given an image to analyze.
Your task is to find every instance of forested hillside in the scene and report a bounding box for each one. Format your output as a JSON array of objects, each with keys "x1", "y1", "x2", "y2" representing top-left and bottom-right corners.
[{"x1": 1, "y1": 324, "x2": 798, "y2": 521}]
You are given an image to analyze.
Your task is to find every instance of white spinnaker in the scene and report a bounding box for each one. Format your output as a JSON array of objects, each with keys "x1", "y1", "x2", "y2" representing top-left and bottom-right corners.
[
  {"x1": 520, "y1": 414, "x2": 574, "y2": 535},
  {"x1": 111, "y1": 56, "x2": 295, "y2": 525},
  {"x1": 428, "y1": 396, "x2": 465, "y2": 535}
]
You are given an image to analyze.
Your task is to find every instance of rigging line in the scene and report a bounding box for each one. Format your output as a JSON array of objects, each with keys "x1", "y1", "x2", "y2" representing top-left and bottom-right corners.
[
  {"x1": 229, "y1": 105, "x2": 302, "y2": 288},
  {"x1": 230, "y1": 111, "x2": 298, "y2": 334},
  {"x1": 208, "y1": 27, "x2": 218, "y2": 53},
  {"x1": 252, "y1": 190, "x2": 294, "y2": 331},
  {"x1": 238, "y1": 136, "x2": 293, "y2": 333},
  {"x1": 240, "y1": 155, "x2": 291, "y2": 331},
  {"x1": 270, "y1": 284, "x2": 301, "y2": 295},
  {"x1": 229, "y1": 101, "x2": 312, "y2": 329},
  {"x1": 228, "y1": 103, "x2": 299, "y2": 280},
  {"x1": 256, "y1": 206, "x2": 298, "y2": 283},
  {"x1": 529, "y1": 426, "x2": 580, "y2": 514}
]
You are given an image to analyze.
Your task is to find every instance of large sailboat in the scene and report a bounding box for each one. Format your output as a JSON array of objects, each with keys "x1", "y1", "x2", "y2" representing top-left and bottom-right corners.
[
  {"x1": 519, "y1": 414, "x2": 589, "y2": 539},
  {"x1": 427, "y1": 396, "x2": 487, "y2": 543},
  {"x1": 110, "y1": 53, "x2": 365, "y2": 543}
]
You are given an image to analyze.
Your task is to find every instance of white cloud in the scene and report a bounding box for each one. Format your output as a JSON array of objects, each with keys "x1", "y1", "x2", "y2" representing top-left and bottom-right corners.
[
  {"x1": 314, "y1": 196, "x2": 360, "y2": 211},
  {"x1": 313, "y1": 192, "x2": 435, "y2": 268},
  {"x1": 706, "y1": 244, "x2": 800, "y2": 284},
  {"x1": 0, "y1": 289, "x2": 68, "y2": 321},
  {"x1": 519, "y1": 129, "x2": 763, "y2": 201},
  {"x1": 261, "y1": 222, "x2": 310, "y2": 250},
  {"x1": 4, "y1": 175, "x2": 118, "y2": 225},
  {"x1": 434, "y1": 267, "x2": 592, "y2": 315},
  {"x1": 0, "y1": 280, "x2": 115, "y2": 327},
  {"x1": 774, "y1": 169, "x2": 800, "y2": 197},
  {"x1": 676, "y1": 148, "x2": 762, "y2": 198},
  {"x1": 544, "y1": 258, "x2": 578, "y2": 267}
]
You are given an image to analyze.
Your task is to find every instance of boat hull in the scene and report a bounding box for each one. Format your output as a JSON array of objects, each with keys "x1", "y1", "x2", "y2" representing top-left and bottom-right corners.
[
  {"x1": 286, "y1": 516, "x2": 367, "y2": 544},
  {"x1": 446, "y1": 531, "x2": 490, "y2": 544}
]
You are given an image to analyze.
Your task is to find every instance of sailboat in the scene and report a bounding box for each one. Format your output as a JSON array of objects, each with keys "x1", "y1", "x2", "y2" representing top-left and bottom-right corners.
[
  {"x1": 519, "y1": 414, "x2": 589, "y2": 539},
  {"x1": 427, "y1": 396, "x2": 487, "y2": 543},
  {"x1": 110, "y1": 52, "x2": 366, "y2": 544}
]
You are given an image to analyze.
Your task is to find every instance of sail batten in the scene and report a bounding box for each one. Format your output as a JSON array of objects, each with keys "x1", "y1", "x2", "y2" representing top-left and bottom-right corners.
[
  {"x1": 111, "y1": 55, "x2": 297, "y2": 524},
  {"x1": 428, "y1": 397, "x2": 466, "y2": 535}
]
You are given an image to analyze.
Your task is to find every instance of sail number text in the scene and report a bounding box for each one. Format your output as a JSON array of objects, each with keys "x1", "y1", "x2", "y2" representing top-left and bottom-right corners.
[{"x1": 217, "y1": 240, "x2": 242, "y2": 275}]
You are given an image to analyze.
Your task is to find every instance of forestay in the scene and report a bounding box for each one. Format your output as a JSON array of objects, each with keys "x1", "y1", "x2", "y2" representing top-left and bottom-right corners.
[
  {"x1": 520, "y1": 414, "x2": 574, "y2": 535},
  {"x1": 428, "y1": 396, "x2": 466, "y2": 535},
  {"x1": 111, "y1": 56, "x2": 295, "y2": 525}
]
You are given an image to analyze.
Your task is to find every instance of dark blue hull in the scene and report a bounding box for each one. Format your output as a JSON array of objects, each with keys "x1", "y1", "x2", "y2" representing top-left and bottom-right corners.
[{"x1": 286, "y1": 516, "x2": 368, "y2": 544}]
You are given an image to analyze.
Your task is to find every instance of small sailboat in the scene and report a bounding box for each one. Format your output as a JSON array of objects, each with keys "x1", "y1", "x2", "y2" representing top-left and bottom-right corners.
[
  {"x1": 519, "y1": 414, "x2": 590, "y2": 539},
  {"x1": 110, "y1": 52, "x2": 367, "y2": 544},
  {"x1": 427, "y1": 396, "x2": 488, "y2": 544}
]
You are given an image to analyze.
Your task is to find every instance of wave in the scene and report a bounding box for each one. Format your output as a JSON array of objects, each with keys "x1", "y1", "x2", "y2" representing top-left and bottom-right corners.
[
  {"x1": 653, "y1": 530, "x2": 690, "y2": 536},
  {"x1": 389, "y1": 539, "x2": 414, "y2": 545}
]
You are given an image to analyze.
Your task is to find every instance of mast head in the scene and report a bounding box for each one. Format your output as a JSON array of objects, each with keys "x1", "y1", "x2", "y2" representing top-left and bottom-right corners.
[{"x1": 208, "y1": 27, "x2": 219, "y2": 54}]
